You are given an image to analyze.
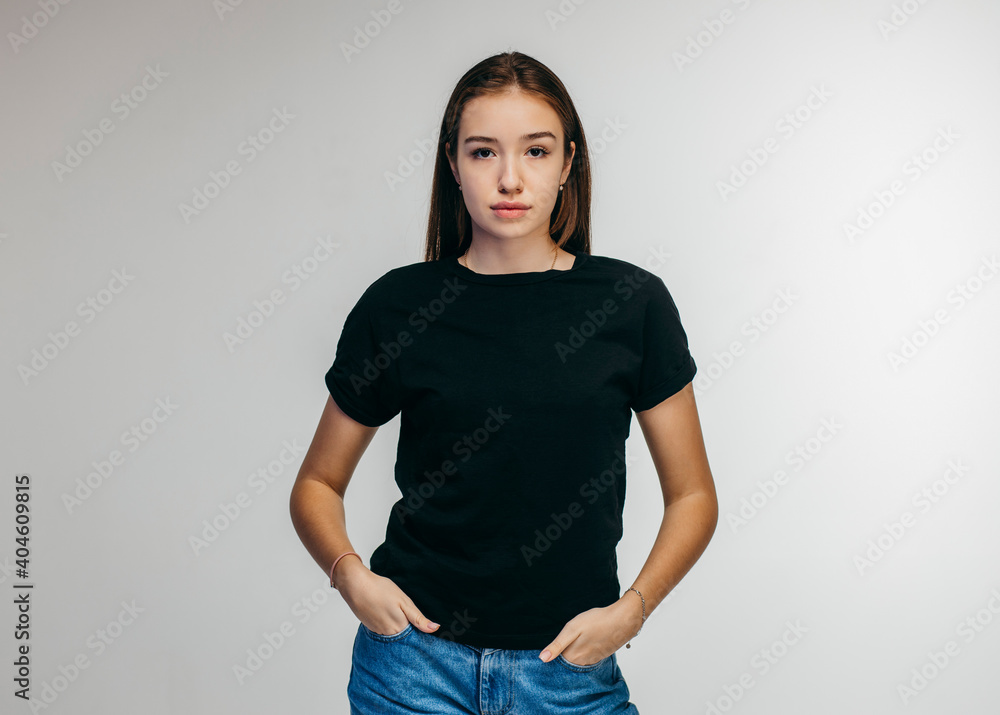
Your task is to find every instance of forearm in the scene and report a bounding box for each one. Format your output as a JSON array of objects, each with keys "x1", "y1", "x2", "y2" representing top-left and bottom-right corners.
[
  {"x1": 623, "y1": 489, "x2": 719, "y2": 617},
  {"x1": 289, "y1": 477, "x2": 367, "y2": 583}
]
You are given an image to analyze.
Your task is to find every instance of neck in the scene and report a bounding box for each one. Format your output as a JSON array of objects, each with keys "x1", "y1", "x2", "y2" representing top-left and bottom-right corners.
[{"x1": 462, "y1": 237, "x2": 561, "y2": 274}]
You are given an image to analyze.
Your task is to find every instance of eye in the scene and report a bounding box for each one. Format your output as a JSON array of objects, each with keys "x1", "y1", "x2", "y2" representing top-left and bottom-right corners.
[{"x1": 469, "y1": 146, "x2": 551, "y2": 159}]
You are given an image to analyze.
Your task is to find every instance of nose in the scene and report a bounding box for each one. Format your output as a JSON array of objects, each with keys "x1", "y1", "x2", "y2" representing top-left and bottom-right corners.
[{"x1": 497, "y1": 157, "x2": 523, "y2": 193}]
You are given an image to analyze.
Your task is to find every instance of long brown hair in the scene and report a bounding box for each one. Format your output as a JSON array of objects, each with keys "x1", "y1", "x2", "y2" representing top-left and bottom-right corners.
[{"x1": 423, "y1": 51, "x2": 592, "y2": 262}]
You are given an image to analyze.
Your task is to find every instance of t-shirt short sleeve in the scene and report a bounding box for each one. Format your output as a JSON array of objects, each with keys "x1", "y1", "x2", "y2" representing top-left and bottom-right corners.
[
  {"x1": 630, "y1": 275, "x2": 697, "y2": 413},
  {"x1": 324, "y1": 284, "x2": 402, "y2": 427}
]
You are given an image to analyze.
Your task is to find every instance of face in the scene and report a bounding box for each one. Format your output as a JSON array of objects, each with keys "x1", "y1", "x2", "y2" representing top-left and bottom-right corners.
[{"x1": 447, "y1": 90, "x2": 575, "y2": 246}]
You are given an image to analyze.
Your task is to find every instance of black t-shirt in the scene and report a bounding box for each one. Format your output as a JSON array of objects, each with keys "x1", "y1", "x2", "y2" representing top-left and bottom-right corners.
[{"x1": 325, "y1": 247, "x2": 697, "y2": 649}]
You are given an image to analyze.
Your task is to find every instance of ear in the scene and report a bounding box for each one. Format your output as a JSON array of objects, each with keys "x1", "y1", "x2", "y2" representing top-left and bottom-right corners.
[
  {"x1": 560, "y1": 140, "x2": 576, "y2": 185},
  {"x1": 446, "y1": 142, "x2": 460, "y2": 185}
]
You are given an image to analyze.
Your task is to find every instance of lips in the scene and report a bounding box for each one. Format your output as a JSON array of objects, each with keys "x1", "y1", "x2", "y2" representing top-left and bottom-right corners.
[
  {"x1": 492, "y1": 206, "x2": 528, "y2": 218},
  {"x1": 492, "y1": 202, "x2": 529, "y2": 209},
  {"x1": 491, "y1": 201, "x2": 529, "y2": 219}
]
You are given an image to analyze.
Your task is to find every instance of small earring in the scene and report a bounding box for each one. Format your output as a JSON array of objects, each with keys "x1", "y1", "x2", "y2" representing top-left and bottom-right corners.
[
  {"x1": 559, "y1": 184, "x2": 564, "y2": 191},
  {"x1": 457, "y1": 181, "x2": 462, "y2": 191}
]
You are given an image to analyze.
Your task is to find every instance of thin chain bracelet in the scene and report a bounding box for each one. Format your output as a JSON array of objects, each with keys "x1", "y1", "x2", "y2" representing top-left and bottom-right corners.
[{"x1": 625, "y1": 586, "x2": 646, "y2": 649}]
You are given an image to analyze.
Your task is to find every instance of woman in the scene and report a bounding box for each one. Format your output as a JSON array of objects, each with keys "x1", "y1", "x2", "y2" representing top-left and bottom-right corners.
[{"x1": 289, "y1": 50, "x2": 718, "y2": 714}]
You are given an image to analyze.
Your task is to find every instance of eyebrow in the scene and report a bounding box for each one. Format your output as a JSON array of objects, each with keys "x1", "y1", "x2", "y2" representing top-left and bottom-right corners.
[{"x1": 463, "y1": 131, "x2": 558, "y2": 145}]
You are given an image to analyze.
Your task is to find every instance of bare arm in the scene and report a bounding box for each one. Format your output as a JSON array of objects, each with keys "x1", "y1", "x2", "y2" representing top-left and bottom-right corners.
[
  {"x1": 289, "y1": 394, "x2": 378, "y2": 580},
  {"x1": 288, "y1": 395, "x2": 440, "y2": 634},
  {"x1": 628, "y1": 381, "x2": 719, "y2": 617}
]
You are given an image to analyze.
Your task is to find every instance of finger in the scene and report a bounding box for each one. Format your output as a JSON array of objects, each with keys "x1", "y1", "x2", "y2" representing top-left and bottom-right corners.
[
  {"x1": 539, "y1": 639, "x2": 563, "y2": 662},
  {"x1": 540, "y1": 623, "x2": 578, "y2": 662},
  {"x1": 407, "y1": 608, "x2": 440, "y2": 632},
  {"x1": 393, "y1": 590, "x2": 440, "y2": 633}
]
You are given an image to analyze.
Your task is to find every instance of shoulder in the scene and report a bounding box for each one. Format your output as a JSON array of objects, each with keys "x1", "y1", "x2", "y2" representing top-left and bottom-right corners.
[
  {"x1": 580, "y1": 252, "x2": 639, "y2": 275},
  {"x1": 353, "y1": 258, "x2": 448, "y2": 306},
  {"x1": 582, "y1": 252, "x2": 666, "y2": 281},
  {"x1": 581, "y1": 252, "x2": 675, "y2": 302}
]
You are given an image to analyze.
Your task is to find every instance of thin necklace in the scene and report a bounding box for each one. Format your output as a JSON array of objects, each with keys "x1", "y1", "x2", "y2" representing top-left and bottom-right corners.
[{"x1": 461, "y1": 243, "x2": 559, "y2": 273}]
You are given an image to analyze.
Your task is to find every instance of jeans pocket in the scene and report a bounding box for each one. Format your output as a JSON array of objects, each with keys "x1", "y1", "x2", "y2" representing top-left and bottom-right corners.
[
  {"x1": 360, "y1": 621, "x2": 414, "y2": 642},
  {"x1": 555, "y1": 652, "x2": 611, "y2": 672}
]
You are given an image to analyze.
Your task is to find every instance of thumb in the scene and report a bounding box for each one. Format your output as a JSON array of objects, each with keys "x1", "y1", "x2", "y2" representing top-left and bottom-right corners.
[
  {"x1": 407, "y1": 608, "x2": 441, "y2": 633},
  {"x1": 539, "y1": 634, "x2": 569, "y2": 663},
  {"x1": 539, "y1": 640, "x2": 561, "y2": 663}
]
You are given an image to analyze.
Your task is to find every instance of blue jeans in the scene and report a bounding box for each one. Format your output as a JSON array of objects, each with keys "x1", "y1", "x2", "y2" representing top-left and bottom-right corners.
[{"x1": 348, "y1": 621, "x2": 640, "y2": 714}]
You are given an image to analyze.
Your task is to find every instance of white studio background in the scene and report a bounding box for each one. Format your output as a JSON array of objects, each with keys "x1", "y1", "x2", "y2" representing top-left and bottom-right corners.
[{"x1": 2, "y1": 1, "x2": 999, "y2": 713}]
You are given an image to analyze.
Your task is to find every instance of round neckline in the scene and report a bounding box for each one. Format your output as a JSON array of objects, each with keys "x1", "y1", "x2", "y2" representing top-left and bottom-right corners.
[{"x1": 446, "y1": 248, "x2": 588, "y2": 285}]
